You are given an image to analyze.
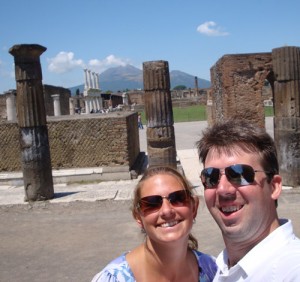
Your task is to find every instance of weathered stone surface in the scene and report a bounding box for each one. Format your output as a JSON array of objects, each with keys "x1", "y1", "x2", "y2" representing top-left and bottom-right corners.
[
  {"x1": 9, "y1": 44, "x2": 54, "y2": 201},
  {"x1": 274, "y1": 117, "x2": 300, "y2": 186},
  {"x1": 210, "y1": 53, "x2": 272, "y2": 128},
  {"x1": 0, "y1": 112, "x2": 140, "y2": 172},
  {"x1": 143, "y1": 61, "x2": 176, "y2": 168}
]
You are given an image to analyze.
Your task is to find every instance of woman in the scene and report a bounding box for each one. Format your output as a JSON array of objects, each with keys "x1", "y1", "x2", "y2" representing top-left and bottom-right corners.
[{"x1": 91, "y1": 166, "x2": 217, "y2": 281}]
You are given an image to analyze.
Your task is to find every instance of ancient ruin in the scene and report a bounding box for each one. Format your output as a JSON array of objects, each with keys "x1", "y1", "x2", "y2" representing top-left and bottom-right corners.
[
  {"x1": 9, "y1": 44, "x2": 54, "y2": 201},
  {"x1": 209, "y1": 46, "x2": 300, "y2": 187},
  {"x1": 143, "y1": 60, "x2": 177, "y2": 169}
]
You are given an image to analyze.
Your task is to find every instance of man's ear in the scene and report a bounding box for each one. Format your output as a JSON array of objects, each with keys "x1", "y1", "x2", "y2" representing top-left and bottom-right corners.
[
  {"x1": 271, "y1": 174, "x2": 282, "y2": 201},
  {"x1": 192, "y1": 196, "x2": 199, "y2": 219}
]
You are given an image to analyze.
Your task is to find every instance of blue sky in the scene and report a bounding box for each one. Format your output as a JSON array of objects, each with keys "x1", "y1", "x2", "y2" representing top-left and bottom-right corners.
[{"x1": 1, "y1": 0, "x2": 300, "y2": 93}]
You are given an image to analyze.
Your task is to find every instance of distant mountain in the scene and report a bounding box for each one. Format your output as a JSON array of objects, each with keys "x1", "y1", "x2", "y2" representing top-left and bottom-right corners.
[{"x1": 69, "y1": 65, "x2": 210, "y2": 95}]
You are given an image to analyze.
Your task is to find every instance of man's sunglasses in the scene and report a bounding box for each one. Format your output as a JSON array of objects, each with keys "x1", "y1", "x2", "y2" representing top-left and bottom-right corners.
[
  {"x1": 200, "y1": 164, "x2": 270, "y2": 189},
  {"x1": 137, "y1": 190, "x2": 191, "y2": 215}
]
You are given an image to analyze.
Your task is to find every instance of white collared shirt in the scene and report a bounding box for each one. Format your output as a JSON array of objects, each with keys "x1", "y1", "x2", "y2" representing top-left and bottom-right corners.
[{"x1": 214, "y1": 219, "x2": 300, "y2": 281}]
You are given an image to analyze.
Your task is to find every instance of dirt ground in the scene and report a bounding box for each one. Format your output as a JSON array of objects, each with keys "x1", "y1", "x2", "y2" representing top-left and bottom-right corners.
[{"x1": 1, "y1": 188, "x2": 300, "y2": 282}]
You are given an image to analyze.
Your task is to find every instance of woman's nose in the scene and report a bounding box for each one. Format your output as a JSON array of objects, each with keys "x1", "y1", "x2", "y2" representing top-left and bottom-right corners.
[{"x1": 159, "y1": 198, "x2": 175, "y2": 216}]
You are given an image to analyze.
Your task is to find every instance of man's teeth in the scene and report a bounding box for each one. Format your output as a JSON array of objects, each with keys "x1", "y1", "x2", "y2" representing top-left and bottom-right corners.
[
  {"x1": 160, "y1": 221, "x2": 179, "y2": 227},
  {"x1": 221, "y1": 206, "x2": 241, "y2": 213}
]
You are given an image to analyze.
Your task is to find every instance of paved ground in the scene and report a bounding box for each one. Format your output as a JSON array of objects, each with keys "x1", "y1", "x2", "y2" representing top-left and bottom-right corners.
[{"x1": 1, "y1": 118, "x2": 299, "y2": 282}]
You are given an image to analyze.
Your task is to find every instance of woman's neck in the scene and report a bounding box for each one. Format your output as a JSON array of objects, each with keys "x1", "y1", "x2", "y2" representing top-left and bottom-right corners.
[{"x1": 127, "y1": 238, "x2": 198, "y2": 282}]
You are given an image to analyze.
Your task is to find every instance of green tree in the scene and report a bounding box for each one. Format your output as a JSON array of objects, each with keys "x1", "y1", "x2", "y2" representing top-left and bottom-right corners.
[{"x1": 173, "y1": 85, "x2": 187, "y2": 90}]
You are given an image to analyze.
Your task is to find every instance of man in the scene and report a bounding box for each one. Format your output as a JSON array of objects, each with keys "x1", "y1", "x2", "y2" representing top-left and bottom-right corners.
[{"x1": 197, "y1": 119, "x2": 300, "y2": 281}]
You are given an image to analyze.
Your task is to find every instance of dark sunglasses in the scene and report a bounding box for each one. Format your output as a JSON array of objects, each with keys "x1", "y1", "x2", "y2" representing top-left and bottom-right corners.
[
  {"x1": 137, "y1": 190, "x2": 191, "y2": 215},
  {"x1": 201, "y1": 164, "x2": 270, "y2": 189}
]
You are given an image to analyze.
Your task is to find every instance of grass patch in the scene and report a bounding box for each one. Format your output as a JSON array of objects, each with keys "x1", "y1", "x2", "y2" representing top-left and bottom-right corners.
[{"x1": 141, "y1": 105, "x2": 274, "y2": 123}]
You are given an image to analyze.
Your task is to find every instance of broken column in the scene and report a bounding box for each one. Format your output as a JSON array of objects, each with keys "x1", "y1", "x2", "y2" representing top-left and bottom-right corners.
[
  {"x1": 5, "y1": 90, "x2": 17, "y2": 121},
  {"x1": 51, "y1": 94, "x2": 61, "y2": 116},
  {"x1": 143, "y1": 60, "x2": 177, "y2": 168},
  {"x1": 9, "y1": 44, "x2": 54, "y2": 201},
  {"x1": 272, "y1": 46, "x2": 300, "y2": 187}
]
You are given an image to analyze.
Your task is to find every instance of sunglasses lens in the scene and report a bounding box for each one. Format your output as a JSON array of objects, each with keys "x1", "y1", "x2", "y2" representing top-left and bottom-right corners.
[
  {"x1": 226, "y1": 164, "x2": 255, "y2": 186},
  {"x1": 169, "y1": 190, "x2": 189, "y2": 206},
  {"x1": 138, "y1": 190, "x2": 190, "y2": 214},
  {"x1": 201, "y1": 167, "x2": 220, "y2": 188},
  {"x1": 138, "y1": 196, "x2": 162, "y2": 214}
]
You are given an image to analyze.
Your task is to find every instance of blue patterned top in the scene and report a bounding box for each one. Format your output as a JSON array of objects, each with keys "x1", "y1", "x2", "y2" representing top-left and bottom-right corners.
[{"x1": 91, "y1": 250, "x2": 217, "y2": 282}]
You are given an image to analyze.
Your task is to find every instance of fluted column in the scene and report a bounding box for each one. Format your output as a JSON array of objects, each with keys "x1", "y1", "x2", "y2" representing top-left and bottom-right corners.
[
  {"x1": 5, "y1": 90, "x2": 17, "y2": 121},
  {"x1": 143, "y1": 60, "x2": 177, "y2": 168},
  {"x1": 272, "y1": 46, "x2": 300, "y2": 186},
  {"x1": 51, "y1": 94, "x2": 61, "y2": 116},
  {"x1": 9, "y1": 44, "x2": 54, "y2": 201},
  {"x1": 69, "y1": 97, "x2": 75, "y2": 115},
  {"x1": 91, "y1": 72, "x2": 96, "y2": 88},
  {"x1": 95, "y1": 73, "x2": 100, "y2": 89},
  {"x1": 84, "y1": 69, "x2": 89, "y2": 90},
  {"x1": 88, "y1": 70, "x2": 92, "y2": 89}
]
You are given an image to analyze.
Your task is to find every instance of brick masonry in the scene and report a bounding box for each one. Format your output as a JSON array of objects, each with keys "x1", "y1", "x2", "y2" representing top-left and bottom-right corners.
[{"x1": 0, "y1": 112, "x2": 140, "y2": 172}]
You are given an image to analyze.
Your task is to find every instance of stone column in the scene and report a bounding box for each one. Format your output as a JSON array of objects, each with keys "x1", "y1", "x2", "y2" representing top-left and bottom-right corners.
[
  {"x1": 143, "y1": 60, "x2": 177, "y2": 169},
  {"x1": 5, "y1": 90, "x2": 17, "y2": 121},
  {"x1": 9, "y1": 44, "x2": 54, "y2": 201},
  {"x1": 85, "y1": 97, "x2": 90, "y2": 113},
  {"x1": 91, "y1": 72, "x2": 96, "y2": 89},
  {"x1": 88, "y1": 70, "x2": 92, "y2": 89},
  {"x1": 69, "y1": 97, "x2": 75, "y2": 115},
  {"x1": 122, "y1": 92, "x2": 128, "y2": 105},
  {"x1": 84, "y1": 69, "x2": 89, "y2": 90},
  {"x1": 95, "y1": 73, "x2": 100, "y2": 89},
  {"x1": 194, "y1": 76, "x2": 199, "y2": 97},
  {"x1": 51, "y1": 94, "x2": 61, "y2": 116},
  {"x1": 272, "y1": 46, "x2": 300, "y2": 187}
]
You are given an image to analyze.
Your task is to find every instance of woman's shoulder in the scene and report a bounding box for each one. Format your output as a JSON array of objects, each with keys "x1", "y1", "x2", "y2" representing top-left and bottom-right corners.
[
  {"x1": 192, "y1": 250, "x2": 217, "y2": 282},
  {"x1": 91, "y1": 253, "x2": 135, "y2": 282}
]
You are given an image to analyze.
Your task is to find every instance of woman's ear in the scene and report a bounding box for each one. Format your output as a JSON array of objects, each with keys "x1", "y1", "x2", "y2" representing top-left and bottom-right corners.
[
  {"x1": 271, "y1": 174, "x2": 282, "y2": 201},
  {"x1": 133, "y1": 210, "x2": 144, "y2": 229}
]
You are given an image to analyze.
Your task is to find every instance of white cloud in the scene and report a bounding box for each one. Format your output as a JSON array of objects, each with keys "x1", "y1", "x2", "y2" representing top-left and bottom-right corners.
[
  {"x1": 47, "y1": 52, "x2": 84, "y2": 73},
  {"x1": 47, "y1": 52, "x2": 132, "y2": 76},
  {"x1": 197, "y1": 21, "x2": 229, "y2": 36},
  {"x1": 88, "y1": 54, "x2": 131, "y2": 73}
]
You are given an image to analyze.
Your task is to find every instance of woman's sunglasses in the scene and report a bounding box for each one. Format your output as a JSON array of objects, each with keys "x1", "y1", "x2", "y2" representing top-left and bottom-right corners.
[
  {"x1": 137, "y1": 190, "x2": 191, "y2": 215},
  {"x1": 200, "y1": 164, "x2": 270, "y2": 189}
]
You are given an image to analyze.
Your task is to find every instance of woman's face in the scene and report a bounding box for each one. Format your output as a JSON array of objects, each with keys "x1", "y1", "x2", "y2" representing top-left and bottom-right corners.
[{"x1": 135, "y1": 173, "x2": 198, "y2": 246}]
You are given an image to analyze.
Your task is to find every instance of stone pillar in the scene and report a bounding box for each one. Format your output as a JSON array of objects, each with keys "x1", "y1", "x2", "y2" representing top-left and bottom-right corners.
[
  {"x1": 9, "y1": 44, "x2": 54, "y2": 201},
  {"x1": 272, "y1": 46, "x2": 300, "y2": 187},
  {"x1": 143, "y1": 60, "x2": 177, "y2": 169},
  {"x1": 5, "y1": 90, "x2": 17, "y2": 121},
  {"x1": 194, "y1": 76, "x2": 199, "y2": 96},
  {"x1": 122, "y1": 92, "x2": 128, "y2": 105},
  {"x1": 69, "y1": 97, "x2": 75, "y2": 115},
  {"x1": 95, "y1": 73, "x2": 100, "y2": 89},
  {"x1": 51, "y1": 94, "x2": 61, "y2": 116},
  {"x1": 85, "y1": 97, "x2": 90, "y2": 113},
  {"x1": 91, "y1": 72, "x2": 96, "y2": 89},
  {"x1": 84, "y1": 69, "x2": 89, "y2": 90},
  {"x1": 88, "y1": 70, "x2": 92, "y2": 89}
]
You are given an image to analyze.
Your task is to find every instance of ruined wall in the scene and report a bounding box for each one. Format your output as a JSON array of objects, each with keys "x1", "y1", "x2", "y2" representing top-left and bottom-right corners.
[
  {"x1": 0, "y1": 112, "x2": 140, "y2": 172},
  {"x1": 0, "y1": 85, "x2": 71, "y2": 121},
  {"x1": 210, "y1": 53, "x2": 273, "y2": 127},
  {"x1": 43, "y1": 84, "x2": 71, "y2": 116}
]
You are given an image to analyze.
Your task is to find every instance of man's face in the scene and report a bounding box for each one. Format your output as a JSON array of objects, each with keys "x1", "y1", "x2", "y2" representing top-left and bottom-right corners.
[{"x1": 203, "y1": 147, "x2": 281, "y2": 245}]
